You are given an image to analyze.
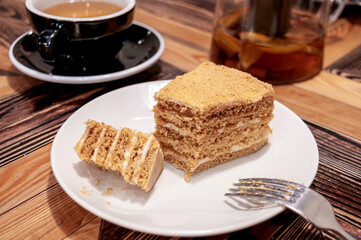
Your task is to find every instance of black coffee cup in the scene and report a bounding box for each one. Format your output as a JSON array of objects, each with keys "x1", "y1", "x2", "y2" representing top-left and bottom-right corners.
[{"x1": 25, "y1": 0, "x2": 135, "y2": 67}]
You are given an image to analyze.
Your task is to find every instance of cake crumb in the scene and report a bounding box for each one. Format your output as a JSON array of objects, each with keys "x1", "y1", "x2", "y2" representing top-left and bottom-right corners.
[
  {"x1": 80, "y1": 187, "x2": 93, "y2": 196},
  {"x1": 184, "y1": 174, "x2": 191, "y2": 182},
  {"x1": 106, "y1": 188, "x2": 113, "y2": 197},
  {"x1": 106, "y1": 201, "x2": 110, "y2": 205},
  {"x1": 94, "y1": 179, "x2": 99, "y2": 185}
]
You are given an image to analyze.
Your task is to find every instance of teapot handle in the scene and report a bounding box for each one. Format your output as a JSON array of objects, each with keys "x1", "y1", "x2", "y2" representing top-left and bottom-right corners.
[{"x1": 329, "y1": 0, "x2": 346, "y2": 24}]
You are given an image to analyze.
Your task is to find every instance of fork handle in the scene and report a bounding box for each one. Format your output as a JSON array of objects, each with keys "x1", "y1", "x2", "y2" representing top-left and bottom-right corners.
[{"x1": 326, "y1": 225, "x2": 357, "y2": 240}]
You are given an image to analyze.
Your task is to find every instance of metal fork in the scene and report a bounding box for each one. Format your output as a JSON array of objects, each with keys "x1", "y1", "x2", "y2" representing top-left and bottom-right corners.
[{"x1": 225, "y1": 178, "x2": 355, "y2": 240}]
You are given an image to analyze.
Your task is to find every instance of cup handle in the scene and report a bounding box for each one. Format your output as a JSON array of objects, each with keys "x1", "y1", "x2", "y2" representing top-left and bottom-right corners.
[
  {"x1": 329, "y1": 0, "x2": 346, "y2": 24},
  {"x1": 38, "y1": 23, "x2": 69, "y2": 62}
]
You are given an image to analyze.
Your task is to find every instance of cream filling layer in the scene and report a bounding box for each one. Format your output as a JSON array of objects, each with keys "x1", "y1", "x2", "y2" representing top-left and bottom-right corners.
[
  {"x1": 133, "y1": 135, "x2": 154, "y2": 184},
  {"x1": 91, "y1": 126, "x2": 107, "y2": 162},
  {"x1": 189, "y1": 135, "x2": 268, "y2": 172},
  {"x1": 231, "y1": 135, "x2": 267, "y2": 152},
  {"x1": 78, "y1": 128, "x2": 90, "y2": 152},
  {"x1": 163, "y1": 118, "x2": 261, "y2": 135},
  {"x1": 236, "y1": 118, "x2": 260, "y2": 128},
  {"x1": 219, "y1": 118, "x2": 260, "y2": 133}
]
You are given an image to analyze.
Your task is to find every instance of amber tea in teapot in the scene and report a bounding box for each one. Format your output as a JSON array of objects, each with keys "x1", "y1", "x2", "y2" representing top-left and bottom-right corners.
[{"x1": 210, "y1": 0, "x2": 345, "y2": 84}]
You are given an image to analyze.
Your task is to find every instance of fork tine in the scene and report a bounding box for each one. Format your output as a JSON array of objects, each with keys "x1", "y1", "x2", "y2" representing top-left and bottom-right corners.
[
  {"x1": 227, "y1": 190, "x2": 287, "y2": 200},
  {"x1": 237, "y1": 178, "x2": 304, "y2": 193},
  {"x1": 233, "y1": 182, "x2": 296, "y2": 194},
  {"x1": 238, "y1": 178, "x2": 304, "y2": 189},
  {"x1": 227, "y1": 186, "x2": 292, "y2": 201},
  {"x1": 226, "y1": 178, "x2": 305, "y2": 202}
]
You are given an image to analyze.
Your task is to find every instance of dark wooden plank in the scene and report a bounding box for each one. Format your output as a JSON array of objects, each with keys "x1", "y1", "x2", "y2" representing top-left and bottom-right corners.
[
  {"x1": 326, "y1": 44, "x2": 361, "y2": 82},
  {"x1": 0, "y1": 0, "x2": 30, "y2": 45}
]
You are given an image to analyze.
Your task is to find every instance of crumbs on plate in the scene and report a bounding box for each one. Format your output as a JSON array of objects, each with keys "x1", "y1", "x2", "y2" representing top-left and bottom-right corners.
[
  {"x1": 80, "y1": 186, "x2": 93, "y2": 196},
  {"x1": 106, "y1": 188, "x2": 113, "y2": 197}
]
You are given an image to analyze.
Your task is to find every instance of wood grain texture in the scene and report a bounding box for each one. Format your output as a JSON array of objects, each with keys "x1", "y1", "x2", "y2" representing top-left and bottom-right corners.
[
  {"x1": 0, "y1": 144, "x2": 55, "y2": 215},
  {"x1": 306, "y1": 122, "x2": 361, "y2": 237},
  {"x1": 0, "y1": 185, "x2": 98, "y2": 240},
  {"x1": 274, "y1": 84, "x2": 361, "y2": 139},
  {"x1": 0, "y1": 74, "x2": 43, "y2": 97},
  {"x1": 0, "y1": 0, "x2": 31, "y2": 93},
  {"x1": 295, "y1": 71, "x2": 361, "y2": 109},
  {"x1": 326, "y1": 44, "x2": 361, "y2": 81},
  {"x1": 135, "y1": 0, "x2": 215, "y2": 33},
  {"x1": 63, "y1": 217, "x2": 101, "y2": 240},
  {"x1": 161, "y1": 37, "x2": 210, "y2": 72},
  {"x1": 135, "y1": 9, "x2": 212, "y2": 52}
]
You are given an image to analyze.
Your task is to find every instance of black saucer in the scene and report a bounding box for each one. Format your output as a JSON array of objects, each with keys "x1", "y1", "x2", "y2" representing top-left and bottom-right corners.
[{"x1": 10, "y1": 22, "x2": 164, "y2": 83}]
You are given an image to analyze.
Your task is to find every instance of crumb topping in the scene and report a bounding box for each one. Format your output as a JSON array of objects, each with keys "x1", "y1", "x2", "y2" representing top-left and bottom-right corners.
[{"x1": 155, "y1": 62, "x2": 274, "y2": 111}]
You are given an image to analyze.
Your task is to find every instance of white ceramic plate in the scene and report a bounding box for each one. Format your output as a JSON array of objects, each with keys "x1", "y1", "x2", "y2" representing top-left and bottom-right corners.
[
  {"x1": 51, "y1": 80, "x2": 319, "y2": 237},
  {"x1": 9, "y1": 22, "x2": 164, "y2": 84}
]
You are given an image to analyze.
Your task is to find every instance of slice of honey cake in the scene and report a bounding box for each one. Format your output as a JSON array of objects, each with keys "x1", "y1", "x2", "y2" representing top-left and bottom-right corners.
[
  {"x1": 74, "y1": 120, "x2": 164, "y2": 192},
  {"x1": 153, "y1": 62, "x2": 274, "y2": 179}
]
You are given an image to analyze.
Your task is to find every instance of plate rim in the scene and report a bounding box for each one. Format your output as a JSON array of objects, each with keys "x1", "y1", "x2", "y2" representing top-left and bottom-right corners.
[
  {"x1": 51, "y1": 80, "x2": 319, "y2": 237},
  {"x1": 9, "y1": 22, "x2": 165, "y2": 84}
]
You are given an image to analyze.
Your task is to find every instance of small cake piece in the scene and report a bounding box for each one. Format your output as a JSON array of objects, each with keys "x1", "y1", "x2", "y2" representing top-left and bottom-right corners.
[
  {"x1": 153, "y1": 61, "x2": 274, "y2": 178},
  {"x1": 74, "y1": 120, "x2": 164, "y2": 192}
]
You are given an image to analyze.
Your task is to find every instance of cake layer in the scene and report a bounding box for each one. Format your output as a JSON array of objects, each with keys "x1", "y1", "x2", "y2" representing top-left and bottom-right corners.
[
  {"x1": 154, "y1": 111, "x2": 273, "y2": 138},
  {"x1": 154, "y1": 94, "x2": 274, "y2": 122},
  {"x1": 159, "y1": 127, "x2": 270, "y2": 160},
  {"x1": 74, "y1": 120, "x2": 106, "y2": 163},
  {"x1": 155, "y1": 123, "x2": 271, "y2": 158},
  {"x1": 164, "y1": 134, "x2": 269, "y2": 175},
  {"x1": 74, "y1": 120, "x2": 164, "y2": 192},
  {"x1": 153, "y1": 106, "x2": 273, "y2": 137}
]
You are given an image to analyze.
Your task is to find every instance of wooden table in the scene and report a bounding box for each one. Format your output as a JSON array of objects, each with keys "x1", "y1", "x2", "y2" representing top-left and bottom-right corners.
[{"x1": 1, "y1": 1, "x2": 360, "y2": 239}]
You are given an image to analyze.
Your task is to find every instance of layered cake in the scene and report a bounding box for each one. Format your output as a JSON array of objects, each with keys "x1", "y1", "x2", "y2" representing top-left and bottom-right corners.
[
  {"x1": 74, "y1": 120, "x2": 164, "y2": 192},
  {"x1": 153, "y1": 62, "x2": 274, "y2": 178}
]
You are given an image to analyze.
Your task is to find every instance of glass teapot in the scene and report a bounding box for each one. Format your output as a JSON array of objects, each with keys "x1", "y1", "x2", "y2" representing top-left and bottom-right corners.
[{"x1": 210, "y1": 0, "x2": 345, "y2": 84}]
